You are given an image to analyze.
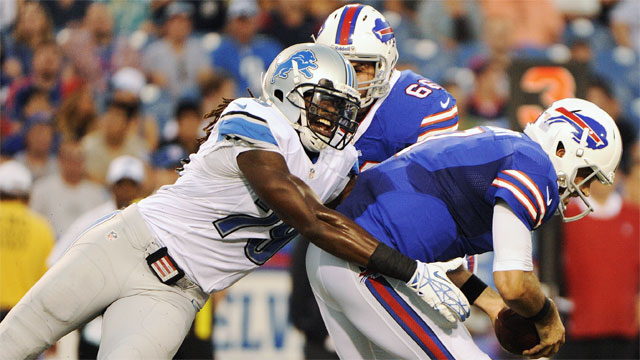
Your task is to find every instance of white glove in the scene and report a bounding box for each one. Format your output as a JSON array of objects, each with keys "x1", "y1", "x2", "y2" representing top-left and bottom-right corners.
[{"x1": 407, "y1": 258, "x2": 471, "y2": 324}]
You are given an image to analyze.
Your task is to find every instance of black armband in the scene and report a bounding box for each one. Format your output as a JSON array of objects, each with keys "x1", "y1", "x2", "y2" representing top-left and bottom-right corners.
[
  {"x1": 526, "y1": 297, "x2": 551, "y2": 322},
  {"x1": 367, "y1": 243, "x2": 417, "y2": 283},
  {"x1": 460, "y1": 274, "x2": 488, "y2": 305}
]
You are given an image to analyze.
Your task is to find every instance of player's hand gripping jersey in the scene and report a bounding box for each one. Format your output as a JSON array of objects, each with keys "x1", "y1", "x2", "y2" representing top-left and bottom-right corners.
[
  {"x1": 138, "y1": 98, "x2": 358, "y2": 293},
  {"x1": 354, "y1": 70, "x2": 459, "y2": 171},
  {"x1": 338, "y1": 126, "x2": 560, "y2": 263}
]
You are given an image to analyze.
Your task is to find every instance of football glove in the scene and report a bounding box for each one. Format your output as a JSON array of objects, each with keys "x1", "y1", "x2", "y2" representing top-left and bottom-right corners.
[{"x1": 407, "y1": 258, "x2": 471, "y2": 324}]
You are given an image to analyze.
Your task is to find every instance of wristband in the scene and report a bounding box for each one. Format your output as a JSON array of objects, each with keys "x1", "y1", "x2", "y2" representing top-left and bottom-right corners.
[
  {"x1": 459, "y1": 274, "x2": 487, "y2": 305},
  {"x1": 527, "y1": 297, "x2": 551, "y2": 322},
  {"x1": 367, "y1": 243, "x2": 417, "y2": 283}
]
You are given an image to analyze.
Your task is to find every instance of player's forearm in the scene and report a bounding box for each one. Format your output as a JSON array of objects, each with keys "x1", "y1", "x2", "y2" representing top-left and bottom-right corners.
[
  {"x1": 309, "y1": 209, "x2": 417, "y2": 282},
  {"x1": 447, "y1": 267, "x2": 505, "y2": 322},
  {"x1": 474, "y1": 287, "x2": 506, "y2": 325},
  {"x1": 493, "y1": 270, "x2": 547, "y2": 318}
]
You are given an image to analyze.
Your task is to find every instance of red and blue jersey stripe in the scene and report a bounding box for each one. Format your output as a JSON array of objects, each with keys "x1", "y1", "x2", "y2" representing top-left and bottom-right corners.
[
  {"x1": 335, "y1": 5, "x2": 364, "y2": 45},
  {"x1": 364, "y1": 275, "x2": 455, "y2": 359}
]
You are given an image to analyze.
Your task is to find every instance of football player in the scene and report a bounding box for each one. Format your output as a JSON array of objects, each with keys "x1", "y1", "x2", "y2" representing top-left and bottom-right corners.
[
  {"x1": 291, "y1": 5, "x2": 466, "y2": 357},
  {"x1": 306, "y1": 98, "x2": 623, "y2": 359},
  {"x1": 0, "y1": 43, "x2": 466, "y2": 359},
  {"x1": 315, "y1": 3, "x2": 459, "y2": 171}
]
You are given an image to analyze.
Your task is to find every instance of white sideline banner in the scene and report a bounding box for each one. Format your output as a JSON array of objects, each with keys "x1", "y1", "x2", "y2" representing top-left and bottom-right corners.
[{"x1": 214, "y1": 270, "x2": 304, "y2": 360}]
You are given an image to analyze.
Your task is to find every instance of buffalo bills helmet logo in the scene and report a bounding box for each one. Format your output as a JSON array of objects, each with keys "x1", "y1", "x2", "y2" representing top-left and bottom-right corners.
[
  {"x1": 372, "y1": 18, "x2": 394, "y2": 43},
  {"x1": 547, "y1": 107, "x2": 608, "y2": 149},
  {"x1": 271, "y1": 50, "x2": 318, "y2": 83}
]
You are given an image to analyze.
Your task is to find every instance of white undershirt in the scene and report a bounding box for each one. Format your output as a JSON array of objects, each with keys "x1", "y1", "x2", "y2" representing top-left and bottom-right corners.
[{"x1": 492, "y1": 201, "x2": 534, "y2": 272}]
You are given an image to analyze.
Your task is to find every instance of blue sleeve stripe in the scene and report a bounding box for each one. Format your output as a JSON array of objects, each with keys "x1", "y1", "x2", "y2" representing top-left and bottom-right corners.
[{"x1": 218, "y1": 116, "x2": 278, "y2": 146}]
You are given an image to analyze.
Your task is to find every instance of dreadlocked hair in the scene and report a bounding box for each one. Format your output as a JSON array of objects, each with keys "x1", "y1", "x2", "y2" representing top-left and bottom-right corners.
[{"x1": 198, "y1": 98, "x2": 236, "y2": 145}]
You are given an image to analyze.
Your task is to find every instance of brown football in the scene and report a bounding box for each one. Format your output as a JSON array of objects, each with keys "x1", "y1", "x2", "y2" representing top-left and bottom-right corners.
[{"x1": 494, "y1": 308, "x2": 540, "y2": 354}]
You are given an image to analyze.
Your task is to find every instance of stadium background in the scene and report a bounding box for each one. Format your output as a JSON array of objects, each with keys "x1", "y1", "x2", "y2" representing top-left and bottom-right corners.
[{"x1": 0, "y1": 0, "x2": 638, "y2": 359}]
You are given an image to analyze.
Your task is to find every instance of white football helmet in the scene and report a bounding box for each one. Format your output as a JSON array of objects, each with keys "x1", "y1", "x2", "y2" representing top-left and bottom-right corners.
[
  {"x1": 524, "y1": 98, "x2": 622, "y2": 222},
  {"x1": 315, "y1": 4, "x2": 398, "y2": 108},
  {"x1": 262, "y1": 43, "x2": 361, "y2": 152}
]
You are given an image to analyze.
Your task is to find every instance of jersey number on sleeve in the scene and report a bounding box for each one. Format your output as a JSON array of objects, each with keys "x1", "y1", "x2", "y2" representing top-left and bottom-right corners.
[
  {"x1": 213, "y1": 204, "x2": 298, "y2": 265},
  {"x1": 405, "y1": 78, "x2": 442, "y2": 99}
]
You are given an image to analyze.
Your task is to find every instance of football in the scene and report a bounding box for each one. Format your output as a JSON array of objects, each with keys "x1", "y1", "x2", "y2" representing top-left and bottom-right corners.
[{"x1": 494, "y1": 308, "x2": 540, "y2": 354}]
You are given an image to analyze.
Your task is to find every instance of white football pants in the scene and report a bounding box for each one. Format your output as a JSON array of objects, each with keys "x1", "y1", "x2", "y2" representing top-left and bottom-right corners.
[
  {"x1": 0, "y1": 205, "x2": 208, "y2": 359},
  {"x1": 306, "y1": 243, "x2": 490, "y2": 360}
]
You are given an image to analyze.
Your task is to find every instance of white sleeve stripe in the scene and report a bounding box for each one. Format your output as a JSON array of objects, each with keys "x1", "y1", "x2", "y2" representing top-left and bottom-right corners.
[
  {"x1": 420, "y1": 105, "x2": 458, "y2": 125},
  {"x1": 492, "y1": 178, "x2": 537, "y2": 222},
  {"x1": 417, "y1": 123, "x2": 459, "y2": 142},
  {"x1": 502, "y1": 170, "x2": 546, "y2": 227}
]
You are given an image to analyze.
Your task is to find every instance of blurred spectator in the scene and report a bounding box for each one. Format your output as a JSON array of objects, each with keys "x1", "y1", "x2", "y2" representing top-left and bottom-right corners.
[
  {"x1": 416, "y1": 0, "x2": 483, "y2": 48},
  {"x1": 81, "y1": 99, "x2": 149, "y2": 184},
  {"x1": 1, "y1": 87, "x2": 56, "y2": 157},
  {"x1": 306, "y1": 0, "x2": 342, "y2": 23},
  {"x1": 41, "y1": 0, "x2": 90, "y2": 31},
  {"x1": 185, "y1": 0, "x2": 227, "y2": 34},
  {"x1": 466, "y1": 56, "x2": 509, "y2": 128},
  {"x1": 0, "y1": 160, "x2": 54, "y2": 322},
  {"x1": 585, "y1": 75, "x2": 638, "y2": 174},
  {"x1": 48, "y1": 155, "x2": 146, "y2": 267},
  {"x1": 198, "y1": 71, "x2": 236, "y2": 122},
  {"x1": 14, "y1": 112, "x2": 58, "y2": 181},
  {"x1": 56, "y1": 86, "x2": 98, "y2": 141},
  {"x1": 2, "y1": 1, "x2": 53, "y2": 82},
  {"x1": 153, "y1": 99, "x2": 200, "y2": 167},
  {"x1": 480, "y1": 0, "x2": 564, "y2": 49},
  {"x1": 209, "y1": 0, "x2": 281, "y2": 97},
  {"x1": 105, "y1": 0, "x2": 152, "y2": 36},
  {"x1": 110, "y1": 67, "x2": 160, "y2": 151},
  {"x1": 610, "y1": 0, "x2": 640, "y2": 53},
  {"x1": 568, "y1": 38, "x2": 593, "y2": 64},
  {"x1": 558, "y1": 180, "x2": 639, "y2": 359},
  {"x1": 260, "y1": 0, "x2": 317, "y2": 48},
  {"x1": 478, "y1": 16, "x2": 515, "y2": 66},
  {"x1": 0, "y1": 0, "x2": 17, "y2": 32},
  {"x1": 30, "y1": 140, "x2": 108, "y2": 239},
  {"x1": 47, "y1": 155, "x2": 146, "y2": 359},
  {"x1": 4, "y1": 41, "x2": 64, "y2": 124},
  {"x1": 151, "y1": 99, "x2": 201, "y2": 189},
  {"x1": 59, "y1": 2, "x2": 140, "y2": 93},
  {"x1": 142, "y1": 1, "x2": 212, "y2": 99}
]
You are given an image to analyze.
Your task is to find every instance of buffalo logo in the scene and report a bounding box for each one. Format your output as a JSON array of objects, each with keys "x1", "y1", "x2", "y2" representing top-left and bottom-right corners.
[
  {"x1": 547, "y1": 107, "x2": 608, "y2": 149},
  {"x1": 270, "y1": 50, "x2": 318, "y2": 84},
  {"x1": 372, "y1": 18, "x2": 394, "y2": 43}
]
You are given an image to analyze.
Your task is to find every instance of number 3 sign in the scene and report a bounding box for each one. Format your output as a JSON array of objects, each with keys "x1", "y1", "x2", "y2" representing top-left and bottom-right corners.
[{"x1": 508, "y1": 59, "x2": 589, "y2": 130}]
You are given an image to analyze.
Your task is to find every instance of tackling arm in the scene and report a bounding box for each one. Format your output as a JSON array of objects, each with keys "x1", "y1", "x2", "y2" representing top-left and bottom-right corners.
[
  {"x1": 238, "y1": 149, "x2": 471, "y2": 323},
  {"x1": 237, "y1": 149, "x2": 380, "y2": 268}
]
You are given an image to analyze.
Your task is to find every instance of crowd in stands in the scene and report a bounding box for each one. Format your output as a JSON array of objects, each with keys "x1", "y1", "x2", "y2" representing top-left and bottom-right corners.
[{"x1": 1, "y1": 0, "x2": 638, "y2": 358}]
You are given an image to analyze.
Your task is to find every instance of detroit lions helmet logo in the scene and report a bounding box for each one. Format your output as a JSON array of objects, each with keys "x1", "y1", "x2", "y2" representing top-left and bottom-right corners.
[
  {"x1": 372, "y1": 18, "x2": 394, "y2": 43},
  {"x1": 270, "y1": 50, "x2": 318, "y2": 83},
  {"x1": 547, "y1": 107, "x2": 608, "y2": 149}
]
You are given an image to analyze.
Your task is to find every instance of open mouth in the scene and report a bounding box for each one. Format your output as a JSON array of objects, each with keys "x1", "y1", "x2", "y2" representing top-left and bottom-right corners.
[{"x1": 310, "y1": 118, "x2": 334, "y2": 138}]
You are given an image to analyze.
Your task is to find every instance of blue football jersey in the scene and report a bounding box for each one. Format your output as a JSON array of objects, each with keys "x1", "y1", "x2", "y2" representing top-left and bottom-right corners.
[
  {"x1": 353, "y1": 70, "x2": 459, "y2": 171},
  {"x1": 338, "y1": 126, "x2": 560, "y2": 263}
]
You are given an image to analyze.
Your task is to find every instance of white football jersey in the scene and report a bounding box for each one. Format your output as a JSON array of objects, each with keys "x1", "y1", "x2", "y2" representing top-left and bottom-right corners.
[{"x1": 137, "y1": 98, "x2": 358, "y2": 293}]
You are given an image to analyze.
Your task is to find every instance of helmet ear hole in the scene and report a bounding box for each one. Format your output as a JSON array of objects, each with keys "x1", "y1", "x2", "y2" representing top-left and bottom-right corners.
[
  {"x1": 274, "y1": 89, "x2": 284, "y2": 102},
  {"x1": 556, "y1": 142, "x2": 566, "y2": 158}
]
